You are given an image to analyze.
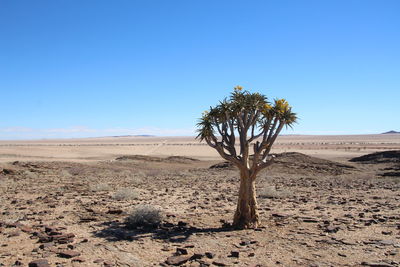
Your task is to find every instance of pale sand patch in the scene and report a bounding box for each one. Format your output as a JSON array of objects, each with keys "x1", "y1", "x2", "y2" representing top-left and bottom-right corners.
[{"x1": 0, "y1": 134, "x2": 399, "y2": 162}]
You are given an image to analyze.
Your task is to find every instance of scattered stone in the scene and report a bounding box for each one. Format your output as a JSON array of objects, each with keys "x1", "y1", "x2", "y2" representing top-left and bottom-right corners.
[
  {"x1": 228, "y1": 251, "x2": 239, "y2": 258},
  {"x1": 28, "y1": 259, "x2": 50, "y2": 267},
  {"x1": 361, "y1": 262, "x2": 395, "y2": 267},
  {"x1": 8, "y1": 231, "x2": 20, "y2": 237},
  {"x1": 205, "y1": 252, "x2": 215, "y2": 259},
  {"x1": 176, "y1": 248, "x2": 188, "y2": 255},
  {"x1": 324, "y1": 226, "x2": 340, "y2": 233},
  {"x1": 19, "y1": 225, "x2": 33, "y2": 233},
  {"x1": 166, "y1": 255, "x2": 191, "y2": 266},
  {"x1": 103, "y1": 260, "x2": 114, "y2": 266},
  {"x1": 212, "y1": 261, "x2": 227, "y2": 266},
  {"x1": 71, "y1": 257, "x2": 85, "y2": 263},
  {"x1": 58, "y1": 250, "x2": 81, "y2": 258},
  {"x1": 107, "y1": 209, "x2": 123, "y2": 215},
  {"x1": 302, "y1": 217, "x2": 319, "y2": 223},
  {"x1": 271, "y1": 213, "x2": 288, "y2": 218},
  {"x1": 39, "y1": 242, "x2": 54, "y2": 250},
  {"x1": 190, "y1": 253, "x2": 204, "y2": 260}
]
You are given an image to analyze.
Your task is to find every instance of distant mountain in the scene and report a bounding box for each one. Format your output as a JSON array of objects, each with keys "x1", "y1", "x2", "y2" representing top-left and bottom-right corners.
[
  {"x1": 111, "y1": 135, "x2": 155, "y2": 137},
  {"x1": 382, "y1": 130, "x2": 400, "y2": 134}
]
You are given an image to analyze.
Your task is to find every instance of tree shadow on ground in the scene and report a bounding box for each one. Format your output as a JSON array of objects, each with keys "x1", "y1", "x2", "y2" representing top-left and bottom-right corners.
[{"x1": 93, "y1": 220, "x2": 236, "y2": 243}]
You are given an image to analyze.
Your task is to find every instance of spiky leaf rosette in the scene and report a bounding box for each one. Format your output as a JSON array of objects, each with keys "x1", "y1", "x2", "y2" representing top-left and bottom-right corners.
[{"x1": 196, "y1": 86, "x2": 297, "y2": 174}]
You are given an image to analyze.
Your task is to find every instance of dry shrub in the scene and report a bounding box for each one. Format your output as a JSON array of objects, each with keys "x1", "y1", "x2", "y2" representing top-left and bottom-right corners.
[
  {"x1": 145, "y1": 169, "x2": 163, "y2": 178},
  {"x1": 90, "y1": 183, "x2": 112, "y2": 192},
  {"x1": 113, "y1": 188, "x2": 139, "y2": 200},
  {"x1": 126, "y1": 205, "x2": 163, "y2": 228},
  {"x1": 259, "y1": 184, "x2": 292, "y2": 199},
  {"x1": 24, "y1": 170, "x2": 38, "y2": 179},
  {"x1": 66, "y1": 167, "x2": 84, "y2": 176},
  {"x1": 60, "y1": 170, "x2": 72, "y2": 178}
]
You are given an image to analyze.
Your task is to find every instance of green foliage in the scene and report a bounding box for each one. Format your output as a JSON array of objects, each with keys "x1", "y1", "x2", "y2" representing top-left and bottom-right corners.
[
  {"x1": 196, "y1": 86, "x2": 297, "y2": 141},
  {"x1": 196, "y1": 86, "x2": 297, "y2": 171}
]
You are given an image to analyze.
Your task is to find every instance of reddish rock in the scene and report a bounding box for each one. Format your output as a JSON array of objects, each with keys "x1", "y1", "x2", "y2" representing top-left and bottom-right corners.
[
  {"x1": 48, "y1": 247, "x2": 60, "y2": 253},
  {"x1": 166, "y1": 255, "x2": 191, "y2": 265},
  {"x1": 8, "y1": 230, "x2": 20, "y2": 237},
  {"x1": 39, "y1": 242, "x2": 54, "y2": 250},
  {"x1": 53, "y1": 233, "x2": 75, "y2": 244},
  {"x1": 19, "y1": 225, "x2": 33, "y2": 233},
  {"x1": 58, "y1": 250, "x2": 81, "y2": 258},
  {"x1": 103, "y1": 260, "x2": 115, "y2": 266},
  {"x1": 71, "y1": 257, "x2": 85, "y2": 262},
  {"x1": 37, "y1": 233, "x2": 52, "y2": 243}
]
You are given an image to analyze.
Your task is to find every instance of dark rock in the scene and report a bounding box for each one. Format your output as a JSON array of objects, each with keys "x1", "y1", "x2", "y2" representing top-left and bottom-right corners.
[
  {"x1": 176, "y1": 248, "x2": 188, "y2": 255},
  {"x1": 228, "y1": 251, "x2": 239, "y2": 258},
  {"x1": 324, "y1": 226, "x2": 340, "y2": 233},
  {"x1": 382, "y1": 231, "x2": 392, "y2": 235},
  {"x1": 209, "y1": 161, "x2": 234, "y2": 169},
  {"x1": 240, "y1": 241, "x2": 251, "y2": 246},
  {"x1": 212, "y1": 261, "x2": 227, "y2": 266},
  {"x1": 103, "y1": 261, "x2": 114, "y2": 266},
  {"x1": 107, "y1": 209, "x2": 123, "y2": 215},
  {"x1": 302, "y1": 217, "x2": 319, "y2": 223},
  {"x1": 58, "y1": 250, "x2": 81, "y2": 258},
  {"x1": 1, "y1": 168, "x2": 16, "y2": 175},
  {"x1": 28, "y1": 259, "x2": 50, "y2": 267},
  {"x1": 205, "y1": 252, "x2": 215, "y2": 259},
  {"x1": 39, "y1": 242, "x2": 54, "y2": 250},
  {"x1": 271, "y1": 213, "x2": 288, "y2": 218},
  {"x1": 190, "y1": 253, "x2": 204, "y2": 260},
  {"x1": 361, "y1": 262, "x2": 394, "y2": 267},
  {"x1": 177, "y1": 221, "x2": 188, "y2": 227},
  {"x1": 53, "y1": 233, "x2": 75, "y2": 244}
]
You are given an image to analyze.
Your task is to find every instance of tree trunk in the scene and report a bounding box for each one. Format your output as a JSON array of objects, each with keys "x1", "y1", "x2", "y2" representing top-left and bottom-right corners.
[{"x1": 232, "y1": 170, "x2": 259, "y2": 229}]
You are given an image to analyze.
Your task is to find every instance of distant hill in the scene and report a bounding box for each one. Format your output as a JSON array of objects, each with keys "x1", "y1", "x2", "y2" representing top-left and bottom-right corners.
[
  {"x1": 111, "y1": 135, "x2": 155, "y2": 137},
  {"x1": 382, "y1": 130, "x2": 400, "y2": 134}
]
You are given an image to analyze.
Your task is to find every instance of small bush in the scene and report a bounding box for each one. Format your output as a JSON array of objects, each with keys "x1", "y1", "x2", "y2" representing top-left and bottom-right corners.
[
  {"x1": 126, "y1": 205, "x2": 163, "y2": 228},
  {"x1": 90, "y1": 183, "x2": 112, "y2": 192},
  {"x1": 259, "y1": 185, "x2": 292, "y2": 199},
  {"x1": 112, "y1": 188, "x2": 139, "y2": 200}
]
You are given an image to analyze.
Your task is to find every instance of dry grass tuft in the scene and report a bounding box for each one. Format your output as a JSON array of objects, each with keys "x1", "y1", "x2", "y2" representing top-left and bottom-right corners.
[
  {"x1": 126, "y1": 205, "x2": 163, "y2": 228},
  {"x1": 259, "y1": 184, "x2": 293, "y2": 199},
  {"x1": 90, "y1": 183, "x2": 112, "y2": 192},
  {"x1": 112, "y1": 188, "x2": 139, "y2": 200}
]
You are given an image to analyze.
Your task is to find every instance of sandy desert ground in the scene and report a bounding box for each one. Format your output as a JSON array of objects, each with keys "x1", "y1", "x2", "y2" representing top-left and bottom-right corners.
[{"x1": 0, "y1": 134, "x2": 399, "y2": 267}]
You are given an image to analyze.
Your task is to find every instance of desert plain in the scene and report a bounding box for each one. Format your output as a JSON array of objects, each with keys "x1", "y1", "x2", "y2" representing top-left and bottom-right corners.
[{"x1": 0, "y1": 134, "x2": 399, "y2": 267}]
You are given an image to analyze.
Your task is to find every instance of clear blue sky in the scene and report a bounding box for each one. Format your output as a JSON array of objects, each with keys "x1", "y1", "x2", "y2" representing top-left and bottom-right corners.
[{"x1": 0, "y1": 0, "x2": 399, "y2": 139}]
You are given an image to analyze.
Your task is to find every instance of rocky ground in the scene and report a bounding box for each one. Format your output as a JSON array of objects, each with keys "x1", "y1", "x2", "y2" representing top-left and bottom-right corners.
[{"x1": 0, "y1": 152, "x2": 399, "y2": 267}]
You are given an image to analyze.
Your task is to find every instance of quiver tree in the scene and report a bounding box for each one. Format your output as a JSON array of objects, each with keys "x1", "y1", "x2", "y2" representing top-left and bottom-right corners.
[{"x1": 196, "y1": 86, "x2": 297, "y2": 229}]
